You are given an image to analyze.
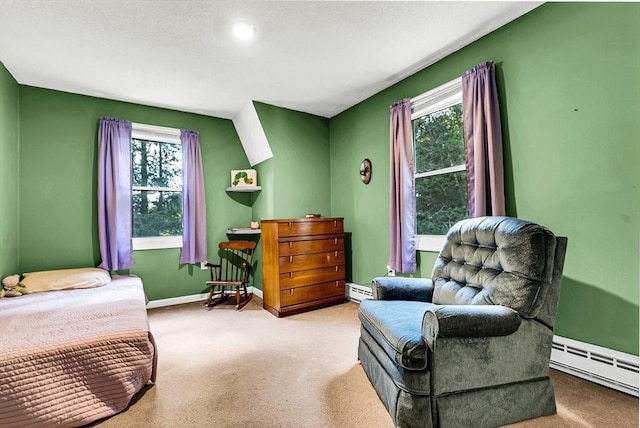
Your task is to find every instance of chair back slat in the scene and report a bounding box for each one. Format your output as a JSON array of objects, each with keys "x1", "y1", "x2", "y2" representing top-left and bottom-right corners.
[{"x1": 218, "y1": 241, "x2": 257, "y2": 283}]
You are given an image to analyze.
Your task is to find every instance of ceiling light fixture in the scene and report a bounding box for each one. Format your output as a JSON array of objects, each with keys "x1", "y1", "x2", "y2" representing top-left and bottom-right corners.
[{"x1": 232, "y1": 22, "x2": 256, "y2": 40}]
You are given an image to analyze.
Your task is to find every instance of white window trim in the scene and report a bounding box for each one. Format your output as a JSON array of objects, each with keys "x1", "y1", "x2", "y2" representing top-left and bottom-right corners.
[
  {"x1": 131, "y1": 122, "x2": 183, "y2": 251},
  {"x1": 415, "y1": 163, "x2": 466, "y2": 179},
  {"x1": 412, "y1": 77, "x2": 465, "y2": 252},
  {"x1": 133, "y1": 186, "x2": 182, "y2": 192},
  {"x1": 415, "y1": 235, "x2": 446, "y2": 252},
  {"x1": 133, "y1": 236, "x2": 182, "y2": 251},
  {"x1": 132, "y1": 122, "x2": 181, "y2": 145},
  {"x1": 411, "y1": 77, "x2": 462, "y2": 120}
]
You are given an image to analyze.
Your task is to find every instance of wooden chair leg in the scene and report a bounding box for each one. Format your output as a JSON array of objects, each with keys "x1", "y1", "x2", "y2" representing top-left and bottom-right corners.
[
  {"x1": 236, "y1": 284, "x2": 253, "y2": 310},
  {"x1": 205, "y1": 288, "x2": 214, "y2": 306},
  {"x1": 205, "y1": 285, "x2": 230, "y2": 308}
]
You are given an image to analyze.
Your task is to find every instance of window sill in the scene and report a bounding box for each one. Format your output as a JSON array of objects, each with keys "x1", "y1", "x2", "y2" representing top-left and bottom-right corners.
[
  {"x1": 133, "y1": 236, "x2": 182, "y2": 251},
  {"x1": 415, "y1": 235, "x2": 445, "y2": 252}
]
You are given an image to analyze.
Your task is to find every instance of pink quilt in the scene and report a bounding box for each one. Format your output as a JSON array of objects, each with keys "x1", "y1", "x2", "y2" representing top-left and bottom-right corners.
[{"x1": 0, "y1": 275, "x2": 157, "y2": 427}]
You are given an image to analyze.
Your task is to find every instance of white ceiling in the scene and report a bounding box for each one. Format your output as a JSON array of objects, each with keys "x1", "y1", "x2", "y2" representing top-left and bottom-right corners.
[{"x1": 0, "y1": 1, "x2": 541, "y2": 119}]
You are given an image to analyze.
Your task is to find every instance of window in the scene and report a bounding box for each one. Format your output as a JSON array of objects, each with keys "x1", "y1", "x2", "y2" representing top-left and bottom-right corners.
[
  {"x1": 131, "y1": 123, "x2": 183, "y2": 250},
  {"x1": 412, "y1": 78, "x2": 468, "y2": 251}
]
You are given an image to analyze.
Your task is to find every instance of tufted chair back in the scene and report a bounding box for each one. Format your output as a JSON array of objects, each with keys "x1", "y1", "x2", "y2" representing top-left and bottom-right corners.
[{"x1": 432, "y1": 216, "x2": 561, "y2": 323}]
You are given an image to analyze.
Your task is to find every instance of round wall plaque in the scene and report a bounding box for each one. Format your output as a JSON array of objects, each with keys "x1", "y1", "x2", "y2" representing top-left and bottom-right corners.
[{"x1": 360, "y1": 158, "x2": 372, "y2": 184}]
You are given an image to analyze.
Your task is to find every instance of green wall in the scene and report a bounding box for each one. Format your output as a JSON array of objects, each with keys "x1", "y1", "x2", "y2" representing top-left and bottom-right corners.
[
  {"x1": 2, "y1": 2, "x2": 637, "y2": 355},
  {"x1": 251, "y1": 101, "x2": 332, "y2": 290},
  {"x1": 18, "y1": 86, "x2": 253, "y2": 300},
  {"x1": 0, "y1": 62, "x2": 20, "y2": 279},
  {"x1": 5, "y1": 85, "x2": 331, "y2": 299},
  {"x1": 253, "y1": 101, "x2": 331, "y2": 219},
  {"x1": 329, "y1": 3, "x2": 639, "y2": 355}
]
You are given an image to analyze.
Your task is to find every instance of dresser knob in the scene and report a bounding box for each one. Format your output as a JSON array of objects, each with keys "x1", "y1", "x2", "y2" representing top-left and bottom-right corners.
[{"x1": 290, "y1": 289, "x2": 294, "y2": 295}]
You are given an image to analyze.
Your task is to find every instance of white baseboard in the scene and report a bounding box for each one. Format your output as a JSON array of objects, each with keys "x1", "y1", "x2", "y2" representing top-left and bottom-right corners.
[
  {"x1": 147, "y1": 286, "x2": 262, "y2": 309},
  {"x1": 146, "y1": 293, "x2": 208, "y2": 309}
]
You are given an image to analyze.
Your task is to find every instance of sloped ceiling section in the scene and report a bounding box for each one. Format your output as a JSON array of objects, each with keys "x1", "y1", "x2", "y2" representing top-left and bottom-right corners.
[
  {"x1": 0, "y1": 1, "x2": 541, "y2": 119},
  {"x1": 232, "y1": 102, "x2": 273, "y2": 166}
]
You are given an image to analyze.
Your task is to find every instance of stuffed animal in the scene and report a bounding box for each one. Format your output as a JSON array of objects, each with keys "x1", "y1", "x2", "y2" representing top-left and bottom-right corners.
[
  {"x1": 2, "y1": 274, "x2": 23, "y2": 297},
  {"x1": 2, "y1": 274, "x2": 19, "y2": 289}
]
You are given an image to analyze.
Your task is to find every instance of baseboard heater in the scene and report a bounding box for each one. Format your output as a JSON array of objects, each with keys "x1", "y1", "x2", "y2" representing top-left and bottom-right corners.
[
  {"x1": 346, "y1": 282, "x2": 373, "y2": 302},
  {"x1": 550, "y1": 335, "x2": 638, "y2": 396},
  {"x1": 346, "y1": 283, "x2": 639, "y2": 397}
]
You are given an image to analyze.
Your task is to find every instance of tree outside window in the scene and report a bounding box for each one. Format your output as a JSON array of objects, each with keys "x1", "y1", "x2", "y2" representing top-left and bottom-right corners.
[
  {"x1": 132, "y1": 139, "x2": 182, "y2": 238},
  {"x1": 413, "y1": 103, "x2": 468, "y2": 236}
]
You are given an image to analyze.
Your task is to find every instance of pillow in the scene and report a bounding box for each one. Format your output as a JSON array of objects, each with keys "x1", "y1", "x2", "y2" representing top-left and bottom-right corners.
[{"x1": 20, "y1": 267, "x2": 111, "y2": 293}]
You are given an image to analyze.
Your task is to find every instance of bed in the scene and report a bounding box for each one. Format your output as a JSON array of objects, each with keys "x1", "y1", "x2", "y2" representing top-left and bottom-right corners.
[{"x1": 0, "y1": 274, "x2": 157, "y2": 427}]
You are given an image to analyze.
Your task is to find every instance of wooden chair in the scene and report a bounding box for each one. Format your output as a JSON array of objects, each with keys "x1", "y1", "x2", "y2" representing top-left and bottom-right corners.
[{"x1": 205, "y1": 240, "x2": 256, "y2": 310}]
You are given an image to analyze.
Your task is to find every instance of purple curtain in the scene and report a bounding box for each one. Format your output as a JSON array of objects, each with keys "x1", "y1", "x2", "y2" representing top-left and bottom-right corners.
[
  {"x1": 462, "y1": 62, "x2": 506, "y2": 217},
  {"x1": 97, "y1": 117, "x2": 133, "y2": 270},
  {"x1": 388, "y1": 99, "x2": 416, "y2": 273},
  {"x1": 180, "y1": 130, "x2": 207, "y2": 264}
]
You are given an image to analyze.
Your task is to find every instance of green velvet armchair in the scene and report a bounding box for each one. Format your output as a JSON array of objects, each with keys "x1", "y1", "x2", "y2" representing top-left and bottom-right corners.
[{"x1": 358, "y1": 216, "x2": 567, "y2": 427}]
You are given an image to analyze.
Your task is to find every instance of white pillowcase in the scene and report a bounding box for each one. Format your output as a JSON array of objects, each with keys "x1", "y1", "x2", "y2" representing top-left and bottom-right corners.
[{"x1": 20, "y1": 268, "x2": 111, "y2": 293}]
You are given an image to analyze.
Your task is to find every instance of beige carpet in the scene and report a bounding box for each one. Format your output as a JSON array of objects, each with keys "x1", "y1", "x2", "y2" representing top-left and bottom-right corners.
[{"x1": 93, "y1": 298, "x2": 638, "y2": 428}]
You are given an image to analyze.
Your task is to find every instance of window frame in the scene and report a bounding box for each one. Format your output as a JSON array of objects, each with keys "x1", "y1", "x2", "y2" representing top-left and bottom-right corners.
[
  {"x1": 411, "y1": 77, "x2": 466, "y2": 252},
  {"x1": 130, "y1": 122, "x2": 183, "y2": 251}
]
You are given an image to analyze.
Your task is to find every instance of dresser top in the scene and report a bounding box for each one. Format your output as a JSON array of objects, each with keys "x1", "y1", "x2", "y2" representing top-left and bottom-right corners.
[{"x1": 261, "y1": 217, "x2": 343, "y2": 223}]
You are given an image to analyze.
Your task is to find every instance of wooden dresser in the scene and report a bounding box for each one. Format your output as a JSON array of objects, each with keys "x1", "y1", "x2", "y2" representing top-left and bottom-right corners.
[{"x1": 261, "y1": 218, "x2": 346, "y2": 317}]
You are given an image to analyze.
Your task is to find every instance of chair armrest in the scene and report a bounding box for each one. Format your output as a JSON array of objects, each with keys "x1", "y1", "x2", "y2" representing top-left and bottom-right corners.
[
  {"x1": 206, "y1": 262, "x2": 221, "y2": 281},
  {"x1": 371, "y1": 277, "x2": 434, "y2": 301},
  {"x1": 422, "y1": 305, "x2": 521, "y2": 349}
]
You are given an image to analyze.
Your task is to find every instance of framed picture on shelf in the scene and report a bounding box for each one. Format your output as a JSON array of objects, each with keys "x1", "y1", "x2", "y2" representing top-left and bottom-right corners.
[{"x1": 231, "y1": 169, "x2": 257, "y2": 188}]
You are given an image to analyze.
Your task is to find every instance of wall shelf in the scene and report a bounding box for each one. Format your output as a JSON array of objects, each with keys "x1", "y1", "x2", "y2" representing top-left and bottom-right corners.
[
  {"x1": 226, "y1": 228, "x2": 261, "y2": 235},
  {"x1": 225, "y1": 186, "x2": 261, "y2": 192}
]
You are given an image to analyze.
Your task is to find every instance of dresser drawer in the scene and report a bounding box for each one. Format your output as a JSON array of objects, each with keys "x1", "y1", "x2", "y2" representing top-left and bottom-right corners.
[
  {"x1": 277, "y1": 219, "x2": 343, "y2": 237},
  {"x1": 279, "y1": 251, "x2": 345, "y2": 273},
  {"x1": 279, "y1": 265, "x2": 345, "y2": 289},
  {"x1": 278, "y1": 236, "x2": 344, "y2": 256},
  {"x1": 280, "y1": 281, "x2": 345, "y2": 307}
]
